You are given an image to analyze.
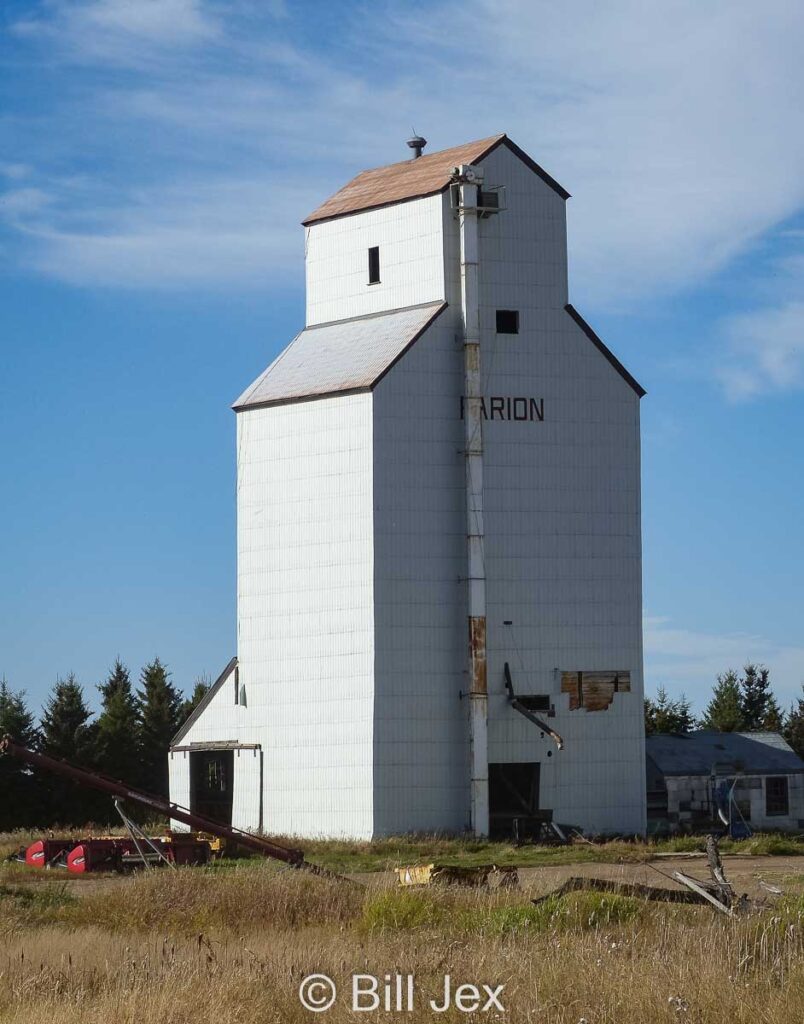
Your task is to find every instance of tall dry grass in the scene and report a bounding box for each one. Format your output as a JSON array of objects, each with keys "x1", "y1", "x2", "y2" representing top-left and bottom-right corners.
[{"x1": 2, "y1": 862, "x2": 804, "y2": 1022}]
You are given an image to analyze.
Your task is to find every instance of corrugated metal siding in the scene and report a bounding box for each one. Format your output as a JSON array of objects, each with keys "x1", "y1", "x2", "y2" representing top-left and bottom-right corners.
[
  {"x1": 233, "y1": 302, "x2": 445, "y2": 409},
  {"x1": 236, "y1": 394, "x2": 376, "y2": 839},
  {"x1": 305, "y1": 195, "x2": 446, "y2": 326}
]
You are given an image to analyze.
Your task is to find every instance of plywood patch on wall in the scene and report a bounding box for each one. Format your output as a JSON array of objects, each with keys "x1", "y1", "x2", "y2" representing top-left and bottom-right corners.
[{"x1": 561, "y1": 671, "x2": 631, "y2": 712}]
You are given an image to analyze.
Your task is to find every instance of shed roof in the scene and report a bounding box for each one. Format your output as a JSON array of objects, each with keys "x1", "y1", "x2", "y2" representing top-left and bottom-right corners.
[
  {"x1": 302, "y1": 134, "x2": 570, "y2": 226},
  {"x1": 232, "y1": 301, "x2": 447, "y2": 411},
  {"x1": 646, "y1": 731, "x2": 804, "y2": 777}
]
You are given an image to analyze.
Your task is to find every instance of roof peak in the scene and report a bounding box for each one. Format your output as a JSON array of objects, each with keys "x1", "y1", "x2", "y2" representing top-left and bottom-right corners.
[
  {"x1": 302, "y1": 133, "x2": 568, "y2": 226},
  {"x1": 350, "y1": 132, "x2": 506, "y2": 179}
]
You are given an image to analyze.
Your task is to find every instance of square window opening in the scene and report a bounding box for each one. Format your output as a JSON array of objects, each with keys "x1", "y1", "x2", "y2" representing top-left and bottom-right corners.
[
  {"x1": 496, "y1": 309, "x2": 519, "y2": 334},
  {"x1": 368, "y1": 246, "x2": 380, "y2": 285}
]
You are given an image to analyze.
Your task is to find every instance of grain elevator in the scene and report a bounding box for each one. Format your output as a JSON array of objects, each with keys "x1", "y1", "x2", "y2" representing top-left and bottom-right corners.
[{"x1": 168, "y1": 133, "x2": 647, "y2": 839}]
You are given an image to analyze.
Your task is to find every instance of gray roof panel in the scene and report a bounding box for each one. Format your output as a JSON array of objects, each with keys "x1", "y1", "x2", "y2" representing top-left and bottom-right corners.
[
  {"x1": 646, "y1": 731, "x2": 804, "y2": 776},
  {"x1": 233, "y1": 301, "x2": 447, "y2": 411}
]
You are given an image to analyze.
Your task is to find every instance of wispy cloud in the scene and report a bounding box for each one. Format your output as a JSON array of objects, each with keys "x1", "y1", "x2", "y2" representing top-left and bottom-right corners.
[
  {"x1": 718, "y1": 301, "x2": 804, "y2": 400},
  {"x1": 16, "y1": 178, "x2": 313, "y2": 288},
  {"x1": 1, "y1": 0, "x2": 803, "y2": 311},
  {"x1": 12, "y1": 0, "x2": 222, "y2": 65},
  {"x1": 644, "y1": 615, "x2": 804, "y2": 709}
]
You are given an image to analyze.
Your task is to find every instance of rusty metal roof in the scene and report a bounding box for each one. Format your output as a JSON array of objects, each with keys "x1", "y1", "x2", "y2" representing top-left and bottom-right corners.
[
  {"x1": 302, "y1": 134, "x2": 569, "y2": 225},
  {"x1": 233, "y1": 301, "x2": 447, "y2": 411}
]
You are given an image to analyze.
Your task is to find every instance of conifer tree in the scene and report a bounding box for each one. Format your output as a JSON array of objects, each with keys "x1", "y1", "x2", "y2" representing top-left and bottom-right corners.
[
  {"x1": 739, "y1": 663, "x2": 784, "y2": 731},
  {"x1": 645, "y1": 686, "x2": 695, "y2": 734},
  {"x1": 137, "y1": 658, "x2": 182, "y2": 797},
  {"x1": 644, "y1": 696, "x2": 657, "y2": 735},
  {"x1": 179, "y1": 676, "x2": 210, "y2": 724},
  {"x1": 784, "y1": 685, "x2": 804, "y2": 759},
  {"x1": 700, "y1": 670, "x2": 744, "y2": 732},
  {"x1": 0, "y1": 680, "x2": 42, "y2": 829},
  {"x1": 94, "y1": 658, "x2": 140, "y2": 790},
  {"x1": 39, "y1": 674, "x2": 95, "y2": 824}
]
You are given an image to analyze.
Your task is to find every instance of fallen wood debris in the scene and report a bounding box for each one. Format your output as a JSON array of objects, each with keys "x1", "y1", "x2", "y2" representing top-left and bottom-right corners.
[
  {"x1": 532, "y1": 876, "x2": 709, "y2": 906},
  {"x1": 532, "y1": 835, "x2": 761, "y2": 917},
  {"x1": 706, "y1": 832, "x2": 735, "y2": 903},
  {"x1": 671, "y1": 871, "x2": 734, "y2": 917},
  {"x1": 396, "y1": 864, "x2": 519, "y2": 889}
]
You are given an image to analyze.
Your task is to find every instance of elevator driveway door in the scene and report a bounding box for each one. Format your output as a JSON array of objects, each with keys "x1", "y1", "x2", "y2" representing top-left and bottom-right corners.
[
  {"x1": 190, "y1": 749, "x2": 234, "y2": 826},
  {"x1": 488, "y1": 762, "x2": 540, "y2": 839}
]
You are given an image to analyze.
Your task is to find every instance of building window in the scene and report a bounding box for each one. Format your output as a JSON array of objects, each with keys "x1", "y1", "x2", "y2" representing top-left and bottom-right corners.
[
  {"x1": 496, "y1": 310, "x2": 519, "y2": 334},
  {"x1": 368, "y1": 246, "x2": 380, "y2": 284},
  {"x1": 207, "y1": 759, "x2": 227, "y2": 792},
  {"x1": 766, "y1": 776, "x2": 789, "y2": 817}
]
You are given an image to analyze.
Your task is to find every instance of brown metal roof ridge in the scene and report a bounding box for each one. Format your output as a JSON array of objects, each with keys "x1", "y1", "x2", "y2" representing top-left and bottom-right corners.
[
  {"x1": 302, "y1": 134, "x2": 570, "y2": 226},
  {"x1": 564, "y1": 304, "x2": 646, "y2": 398}
]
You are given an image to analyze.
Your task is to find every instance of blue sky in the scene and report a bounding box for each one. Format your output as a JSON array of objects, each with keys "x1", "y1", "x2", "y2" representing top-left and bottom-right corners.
[{"x1": 1, "y1": 0, "x2": 802, "y2": 717}]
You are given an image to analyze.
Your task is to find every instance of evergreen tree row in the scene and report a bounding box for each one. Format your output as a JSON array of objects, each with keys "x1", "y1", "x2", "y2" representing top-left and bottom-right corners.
[
  {"x1": 0, "y1": 659, "x2": 209, "y2": 831},
  {"x1": 645, "y1": 662, "x2": 804, "y2": 758}
]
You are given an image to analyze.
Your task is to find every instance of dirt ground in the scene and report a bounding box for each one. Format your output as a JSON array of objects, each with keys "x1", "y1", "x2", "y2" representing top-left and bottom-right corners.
[
  {"x1": 12, "y1": 853, "x2": 804, "y2": 901},
  {"x1": 347, "y1": 853, "x2": 804, "y2": 898},
  {"x1": 515, "y1": 854, "x2": 804, "y2": 899}
]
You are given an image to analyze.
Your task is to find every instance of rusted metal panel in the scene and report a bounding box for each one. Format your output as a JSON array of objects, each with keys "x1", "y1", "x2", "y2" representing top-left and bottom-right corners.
[
  {"x1": 469, "y1": 616, "x2": 487, "y2": 695},
  {"x1": 560, "y1": 671, "x2": 631, "y2": 711}
]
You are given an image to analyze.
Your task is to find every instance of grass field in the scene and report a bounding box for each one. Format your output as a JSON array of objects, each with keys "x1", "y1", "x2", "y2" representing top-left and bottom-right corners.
[{"x1": 2, "y1": 830, "x2": 804, "y2": 1022}]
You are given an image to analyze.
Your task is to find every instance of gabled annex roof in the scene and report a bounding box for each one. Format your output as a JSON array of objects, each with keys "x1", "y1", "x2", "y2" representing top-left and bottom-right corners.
[
  {"x1": 232, "y1": 301, "x2": 447, "y2": 411},
  {"x1": 646, "y1": 731, "x2": 804, "y2": 777},
  {"x1": 171, "y1": 656, "x2": 237, "y2": 747},
  {"x1": 302, "y1": 134, "x2": 570, "y2": 226}
]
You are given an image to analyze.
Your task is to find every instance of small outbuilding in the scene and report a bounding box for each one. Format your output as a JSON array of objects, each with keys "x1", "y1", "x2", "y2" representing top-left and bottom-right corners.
[{"x1": 646, "y1": 731, "x2": 804, "y2": 834}]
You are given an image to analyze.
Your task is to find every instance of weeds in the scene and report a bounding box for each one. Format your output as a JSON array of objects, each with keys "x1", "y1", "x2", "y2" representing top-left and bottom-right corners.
[{"x1": 1, "y1": 830, "x2": 804, "y2": 1022}]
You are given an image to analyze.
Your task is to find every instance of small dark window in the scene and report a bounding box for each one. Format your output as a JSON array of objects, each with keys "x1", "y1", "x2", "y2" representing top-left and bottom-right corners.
[
  {"x1": 207, "y1": 759, "x2": 227, "y2": 792},
  {"x1": 766, "y1": 776, "x2": 789, "y2": 816},
  {"x1": 517, "y1": 695, "x2": 551, "y2": 713},
  {"x1": 368, "y1": 246, "x2": 380, "y2": 284},
  {"x1": 496, "y1": 309, "x2": 519, "y2": 334}
]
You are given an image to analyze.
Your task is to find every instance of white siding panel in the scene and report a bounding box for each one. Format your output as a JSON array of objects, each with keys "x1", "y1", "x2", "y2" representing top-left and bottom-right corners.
[
  {"x1": 305, "y1": 196, "x2": 445, "y2": 326},
  {"x1": 168, "y1": 750, "x2": 191, "y2": 831},
  {"x1": 372, "y1": 312, "x2": 468, "y2": 834},
  {"x1": 175, "y1": 665, "x2": 247, "y2": 749},
  {"x1": 236, "y1": 394, "x2": 375, "y2": 838},
  {"x1": 232, "y1": 747, "x2": 263, "y2": 832}
]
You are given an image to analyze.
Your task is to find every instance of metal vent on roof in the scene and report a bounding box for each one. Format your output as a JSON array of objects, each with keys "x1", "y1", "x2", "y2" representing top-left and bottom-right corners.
[{"x1": 406, "y1": 134, "x2": 427, "y2": 159}]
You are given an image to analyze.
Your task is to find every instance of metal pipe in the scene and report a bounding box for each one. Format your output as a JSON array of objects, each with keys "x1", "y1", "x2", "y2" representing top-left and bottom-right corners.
[
  {"x1": 458, "y1": 165, "x2": 489, "y2": 837},
  {"x1": 503, "y1": 662, "x2": 564, "y2": 750}
]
